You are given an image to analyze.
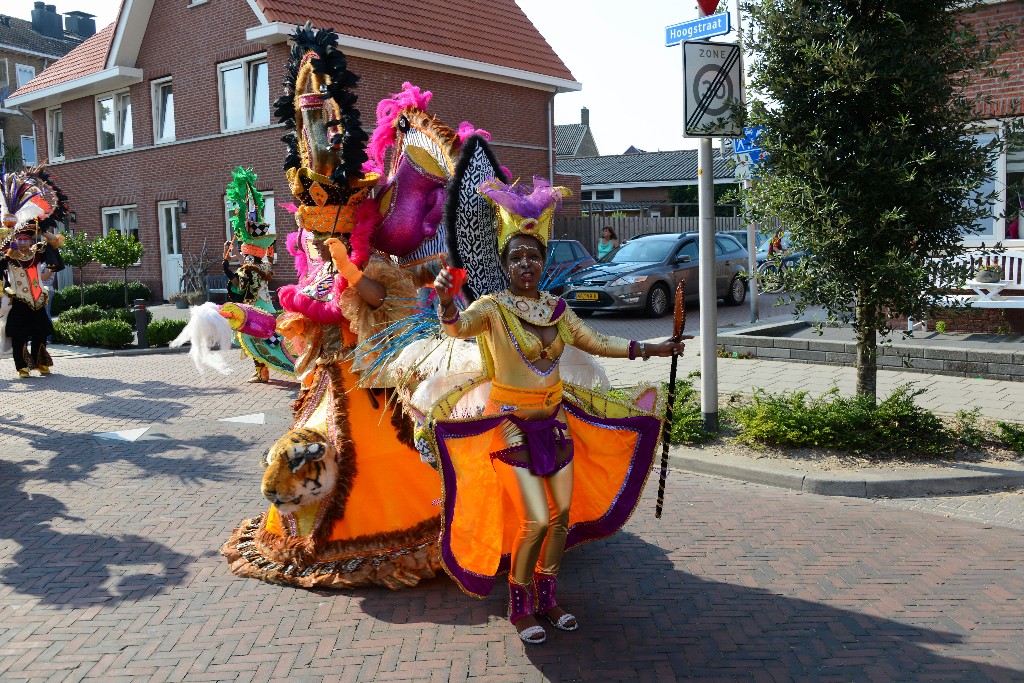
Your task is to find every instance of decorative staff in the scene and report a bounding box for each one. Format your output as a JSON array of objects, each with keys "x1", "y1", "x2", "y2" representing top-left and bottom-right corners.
[{"x1": 656, "y1": 281, "x2": 687, "y2": 519}]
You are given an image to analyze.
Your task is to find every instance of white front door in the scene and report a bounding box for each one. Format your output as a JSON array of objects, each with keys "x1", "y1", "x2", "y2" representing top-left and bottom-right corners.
[{"x1": 158, "y1": 201, "x2": 183, "y2": 300}]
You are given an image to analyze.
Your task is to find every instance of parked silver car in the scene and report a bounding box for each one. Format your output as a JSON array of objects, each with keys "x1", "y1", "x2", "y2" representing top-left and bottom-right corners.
[{"x1": 563, "y1": 232, "x2": 749, "y2": 317}]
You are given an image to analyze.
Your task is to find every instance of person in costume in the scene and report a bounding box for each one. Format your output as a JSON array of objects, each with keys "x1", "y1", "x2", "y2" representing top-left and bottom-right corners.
[
  {"x1": 1, "y1": 169, "x2": 65, "y2": 378},
  {"x1": 221, "y1": 167, "x2": 294, "y2": 382},
  {"x1": 219, "y1": 24, "x2": 443, "y2": 589},
  {"x1": 429, "y1": 177, "x2": 683, "y2": 644}
]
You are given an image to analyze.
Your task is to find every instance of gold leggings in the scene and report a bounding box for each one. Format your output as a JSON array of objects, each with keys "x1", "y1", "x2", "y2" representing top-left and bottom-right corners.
[{"x1": 492, "y1": 459, "x2": 574, "y2": 585}]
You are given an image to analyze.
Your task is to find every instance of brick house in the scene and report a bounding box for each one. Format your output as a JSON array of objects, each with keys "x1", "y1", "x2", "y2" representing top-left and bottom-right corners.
[
  {"x1": 557, "y1": 149, "x2": 734, "y2": 217},
  {"x1": 0, "y1": 3, "x2": 91, "y2": 167},
  {"x1": 960, "y1": 0, "x2": 1023, "y2": 248},
  {"x1": 555, "y1": 107, "x2": 599, "y2": 159},
  {"x1": 7, "y1": 0, "x2": 580, "y2": 301}
]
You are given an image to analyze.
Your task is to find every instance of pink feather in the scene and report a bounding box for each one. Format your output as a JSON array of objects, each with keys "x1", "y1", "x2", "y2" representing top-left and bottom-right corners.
[{"x1": 456, "y1": 121, "x2": 491, "y2": 143}]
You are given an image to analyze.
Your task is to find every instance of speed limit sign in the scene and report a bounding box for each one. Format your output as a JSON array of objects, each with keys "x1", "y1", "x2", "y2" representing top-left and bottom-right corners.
[{"x1": 682, "y1": 41, "x2": 743, "y2": 137}]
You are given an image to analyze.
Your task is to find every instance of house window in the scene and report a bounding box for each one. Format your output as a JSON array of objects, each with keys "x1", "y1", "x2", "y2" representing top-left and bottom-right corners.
[
  {"x1": 15, "y1": 64, "x2": 35, "y2": 88},
  {"x1": 47, "y1": 107, "x2": 64, "y2": 159},
  {"x1": 152, "y1": 78, "x2": 175, "y2": 143},
  {"x1": 224, "y1": 192, "x2": 276, "y2": 258},
  {"x1": 581, "y1": 191, "x2": 593, "y2": 200},
  {"x1": 20, "y1": 135, "x2": 36, "y2": 165},
  {"x1": 102, "y1": 205, "x2": 139, "y2": 240},
  {"x1": 218, "y1": 55, "x2": 269, "y2": 132},
  {"x1": 97, "y1": 90, "x2": 133, "y2": 151},
  {"x1": 594, "y1": 189, "x2": 615, "y2": 201}
]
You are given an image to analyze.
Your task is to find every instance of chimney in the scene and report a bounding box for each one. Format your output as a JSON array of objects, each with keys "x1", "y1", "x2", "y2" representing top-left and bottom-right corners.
[
  {"x1": 31, "y1": 2, "x2": 64, "y2": 40},
  {"x1": 64, "y1": 11, "x2": 96, "y2": 38},
  {"x1": 581, "y1": 107, "x2": 590, "y2": 128}
]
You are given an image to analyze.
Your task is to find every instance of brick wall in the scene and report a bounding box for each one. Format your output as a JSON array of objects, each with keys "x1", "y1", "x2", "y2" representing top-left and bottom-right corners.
[
  {"x1": 32, "y1": 0, "x2": 561, "y2": 300},
  {"x1": 960, "y1": 0, "x2": 1024, "y2": 118},
  {"x1": 889, "y1": 298, "x2": 1024, "y2": 335}
]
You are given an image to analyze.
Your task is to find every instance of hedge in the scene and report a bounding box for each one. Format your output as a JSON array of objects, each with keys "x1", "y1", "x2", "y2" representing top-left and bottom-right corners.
[
  {"x1": 147, "y1": 319, "x2": 188, "y2": 346},
  {"x1": 52, "y1": 281, "x2": 151, "y2": 315},
  {"x1": 53, "y1": 319, "x2": 134, "y2": 349},
  {"x1": 56, "y1": 304, "x2": 152, "y2": 328}
]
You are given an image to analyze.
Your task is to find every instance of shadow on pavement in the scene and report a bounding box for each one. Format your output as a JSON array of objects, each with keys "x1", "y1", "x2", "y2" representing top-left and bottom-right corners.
[
  {"x1": 0, "y1": 459, "x2": 194, "y2": 609},
  {"x1": 358, "y1": 531, "x2": 1019, "y2": 680}
]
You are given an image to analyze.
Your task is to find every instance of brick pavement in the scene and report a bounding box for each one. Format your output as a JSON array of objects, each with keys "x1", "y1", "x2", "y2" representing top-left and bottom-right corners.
[{"x1": 1, "y1": 353, "x2": 1023, "y2": 681}]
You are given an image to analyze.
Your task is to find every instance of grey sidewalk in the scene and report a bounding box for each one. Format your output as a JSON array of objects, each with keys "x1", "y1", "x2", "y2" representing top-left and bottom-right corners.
[{"x1": 600, "y1": 346, "x2": 1024, "y2": 423}]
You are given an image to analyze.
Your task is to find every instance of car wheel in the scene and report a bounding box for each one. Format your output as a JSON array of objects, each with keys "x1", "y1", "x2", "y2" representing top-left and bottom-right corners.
[
  {"x1": 723, "y1": 275, "x2": 747, "y2": 306},
  {"x1": 644, "y1": 283, "x2": 670, "y2": 318}
]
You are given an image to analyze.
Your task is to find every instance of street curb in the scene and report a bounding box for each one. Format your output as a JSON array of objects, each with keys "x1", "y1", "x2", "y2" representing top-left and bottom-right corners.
[
  {"x1": 50, "y1": 345, "x2": 191, "y2": 359},
  {"x1": 670, "y1": 449, "x2": 1024, "y2": 498}
]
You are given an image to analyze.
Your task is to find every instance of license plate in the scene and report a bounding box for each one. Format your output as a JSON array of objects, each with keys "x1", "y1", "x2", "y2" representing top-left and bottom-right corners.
[{"x1": 574, "y1": 291, "x2": 599, "y2": 301}]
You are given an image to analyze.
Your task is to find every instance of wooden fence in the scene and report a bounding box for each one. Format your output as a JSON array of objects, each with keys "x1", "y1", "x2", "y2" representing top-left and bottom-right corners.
[{"x1": 554, "y1": 215, "x2": 748, "y2": 256}]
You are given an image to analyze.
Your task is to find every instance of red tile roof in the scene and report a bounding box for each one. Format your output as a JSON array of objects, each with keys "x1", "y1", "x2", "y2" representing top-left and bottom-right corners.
[
  {"x1": 10, "y1": 23, "x2": 115, "y2": 98},
  {"x1": 256, "y1": 0, "x2": 576, "y2": 81}
]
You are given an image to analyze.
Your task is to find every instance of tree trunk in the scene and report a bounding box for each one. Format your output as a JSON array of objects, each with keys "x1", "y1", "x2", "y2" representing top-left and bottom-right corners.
[
  {"x1": 855, "y1": 293, "x2": 877, "y2": 402},
  {"x1": 78, "y1": 268, "x2": 85, "y2": 307},
  {"x1": 124, "y1": 270, "x2": 130, "y2": 310}
]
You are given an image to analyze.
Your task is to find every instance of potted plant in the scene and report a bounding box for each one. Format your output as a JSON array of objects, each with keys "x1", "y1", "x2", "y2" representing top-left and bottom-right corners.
[
  {"x1": 169, "y1": 292, "x2": 189, "y2": 309},
  {"x1": 974, "y1": 264, "x2": 1002, "y2": 283}
]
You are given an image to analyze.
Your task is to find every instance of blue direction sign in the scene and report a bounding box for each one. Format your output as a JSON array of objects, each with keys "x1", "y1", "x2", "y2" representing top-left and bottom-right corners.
[{"x1": 665, "y1": 12, "x2": 731, "y2": 47}]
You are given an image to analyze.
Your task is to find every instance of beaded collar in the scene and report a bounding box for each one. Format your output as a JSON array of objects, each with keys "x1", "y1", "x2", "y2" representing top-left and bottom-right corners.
[{"x1": 494, "y1": 290, "x2": 565, "y2": 326}]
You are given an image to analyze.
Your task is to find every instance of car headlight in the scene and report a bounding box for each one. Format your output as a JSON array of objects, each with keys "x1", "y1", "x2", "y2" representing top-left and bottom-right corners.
[{"x1": 609, "y1": 275, "x2": 649, "y2": 287}]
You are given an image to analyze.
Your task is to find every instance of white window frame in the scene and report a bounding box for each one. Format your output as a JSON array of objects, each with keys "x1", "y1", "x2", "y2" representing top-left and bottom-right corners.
[
  {"x1": 15, "y1": 63, "x2": 35, "y2": 88},
  {"x1": 46, "y1": 106, "x2": 64, "y2": 161},
  {"x1": 216, "y1": 53, "x2": 270, "y2": 133},
  {"x1": 151, "y1": 77, "x2": 175, "y2": 144},
  {"x1": 95, "y1": 89, "x2": 133, "y2": 153},
  {"x1": 20, "y1": 134, "x2": 36, "y2": 165},
  {"x1": 224, "y1": 191, "x2": 277, "y2": 262},
  {"x1": 101, "y1": 205, "x2": 141, "y2": 265}
]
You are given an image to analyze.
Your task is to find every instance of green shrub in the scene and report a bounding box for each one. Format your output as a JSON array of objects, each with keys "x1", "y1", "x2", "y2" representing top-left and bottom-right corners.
[
  {"x1": 56, "y1": 304, "x2": 105, "y2": 325},
  {"x1": 147, "y1": 319, "x2": 188, "y2": 346},
  {"x1": 52, "y1": 281, "x2": 151, "y2": 315},
  {"x1": 996, "y1": 422, "x2": 1024, "y2": 454},
  {"x1": 732, "y1": 385, "x2": 950, "y2": 456},
  {"x1": 52, "y1": 318, "x2": 133, "y2": 349},
  {"x1": 104, "y1": 307, "x2": 153, "y2": 327},
  {"x1": 665, "y1": 372, "x2": 717, "y2": 445}
]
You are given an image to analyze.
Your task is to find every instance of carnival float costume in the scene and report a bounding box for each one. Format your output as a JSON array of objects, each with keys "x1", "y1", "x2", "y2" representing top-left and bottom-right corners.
[
  {"x1": 219, "y1": 24, "x2": 444, "y2": 589},
  {"x1": 0, "y1": 168, "x2": 66, "y2": 378},
  {"x1": 222, "y1": 167, "x2": 295, "y2": 382},
  {"x1": 427, "y1": 178, "x2": 669, "y2": 644}
]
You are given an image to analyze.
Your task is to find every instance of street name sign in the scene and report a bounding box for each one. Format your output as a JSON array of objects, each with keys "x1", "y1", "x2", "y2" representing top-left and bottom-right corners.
[
  {"x1": 682, "y1": 41, "x2": 743, "y2": 137},
  {"x1": 665, "y1": 13, "x2": 731, "y2": 47}
]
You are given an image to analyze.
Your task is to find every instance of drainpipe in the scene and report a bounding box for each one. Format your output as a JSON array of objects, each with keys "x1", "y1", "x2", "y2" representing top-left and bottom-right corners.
[{"x1": 547, "y1": 93, "x2": 555, "y2": 185}]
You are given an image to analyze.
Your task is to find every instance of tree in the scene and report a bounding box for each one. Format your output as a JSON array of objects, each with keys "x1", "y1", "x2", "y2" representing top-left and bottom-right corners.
[
  {"x1": 93, "y1": 231, "x2": 145, "y2": 309},
  {"x1": 61, "y1": 232, "x2": 96, "y2": 306},
  {"x1": 740, "y1": 0, "x2": 1021, "y2": 401}
]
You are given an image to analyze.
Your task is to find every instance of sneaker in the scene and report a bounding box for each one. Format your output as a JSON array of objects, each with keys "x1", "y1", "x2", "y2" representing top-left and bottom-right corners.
[
  {"x1": 37, "y1": 365, "x2": 51, "y2": 375},
  {"x1": 17, "y1": 369, "x2": 30, "y2": 379}
]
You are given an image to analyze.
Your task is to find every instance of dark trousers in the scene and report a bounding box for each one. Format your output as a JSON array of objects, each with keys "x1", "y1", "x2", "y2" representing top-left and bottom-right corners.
[{"x1": 11, "y1": 335, "x2": 47, "y2": 371}]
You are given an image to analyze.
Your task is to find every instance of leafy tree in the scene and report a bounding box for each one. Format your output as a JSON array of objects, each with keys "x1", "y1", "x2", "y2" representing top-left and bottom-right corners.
[
  {"x1": 740, "y1": 0, "x2": 1021, "y2": 400},
  {"x1": 61, "y1": 232, "x2": 96, "y2": 306},
  {"x1": 93, "y1": 231, "x2": 145, "y2": 309}
]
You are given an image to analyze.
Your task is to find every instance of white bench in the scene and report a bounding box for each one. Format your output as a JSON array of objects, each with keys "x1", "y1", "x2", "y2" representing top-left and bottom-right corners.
[{"x1": 928, "y1": 250, "x2": 1024, "y2": 309}]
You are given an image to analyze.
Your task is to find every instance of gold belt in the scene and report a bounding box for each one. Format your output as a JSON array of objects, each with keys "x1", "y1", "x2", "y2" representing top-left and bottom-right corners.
[{"x1": 489, "y1": 381, "x2": 563, "y2": 411}]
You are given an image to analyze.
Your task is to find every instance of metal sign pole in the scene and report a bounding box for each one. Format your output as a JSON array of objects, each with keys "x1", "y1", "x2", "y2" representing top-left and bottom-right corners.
[
  {"x1": 745, "y1": 178, "x2": 758, "y2": 323},
  {"x1": 696, "y1": 6, "x2": 719, "y2": 432}
]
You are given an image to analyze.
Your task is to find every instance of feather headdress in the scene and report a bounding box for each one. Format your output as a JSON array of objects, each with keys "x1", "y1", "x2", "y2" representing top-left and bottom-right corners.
[{"x1": 225, "y1": 166, "x2": 275, "y2": 250}]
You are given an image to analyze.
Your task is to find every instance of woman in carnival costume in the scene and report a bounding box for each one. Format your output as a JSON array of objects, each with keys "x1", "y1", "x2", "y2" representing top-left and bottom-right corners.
[
  {"x1": 221, "y1": 167, "x2": 294, "y2": 382},
  {"x1": 0, "y1": 168, "x2": 66, "y2": 378},
  {"x1": 429, "y1": 178, "x2": 684, "y2": 644},
  {"x1": 219, "y1": 24, "x2": 443, "y2": 589}
]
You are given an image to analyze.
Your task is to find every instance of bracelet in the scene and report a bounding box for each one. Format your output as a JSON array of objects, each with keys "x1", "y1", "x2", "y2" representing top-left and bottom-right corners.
[
  {"x1": 438, "y1": 305, "x2": 460, "y2": 325},
  {"x1": 641, "y1": 341, "x2": 650, "y2": 361},
  {"x1": 629, "y1": 340, "x2": 638, "y2": 360}
]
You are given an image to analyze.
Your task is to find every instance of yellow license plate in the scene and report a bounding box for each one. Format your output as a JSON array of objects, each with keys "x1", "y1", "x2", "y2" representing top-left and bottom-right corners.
[{"x1": 574, "y1": 292, "x2": 599, "y2": 301}]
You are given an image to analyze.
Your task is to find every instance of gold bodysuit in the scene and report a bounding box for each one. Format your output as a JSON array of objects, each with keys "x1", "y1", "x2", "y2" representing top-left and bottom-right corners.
[{"x1": 442, "y1": 291, "x2": 631, "y2": 459}]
